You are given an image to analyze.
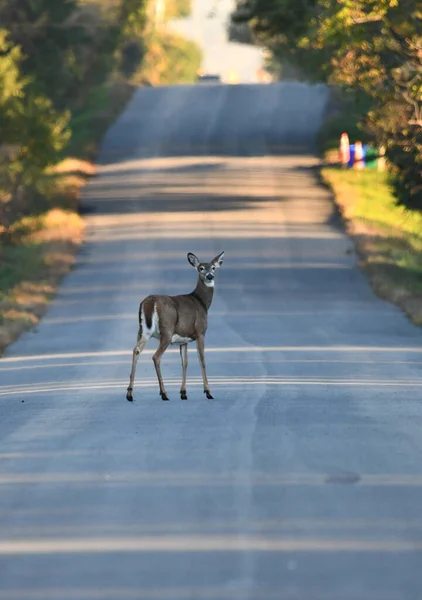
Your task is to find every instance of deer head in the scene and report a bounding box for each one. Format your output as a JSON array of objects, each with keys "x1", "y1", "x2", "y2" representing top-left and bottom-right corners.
[{"x1": 187, "y1": 252, "x2": 224, "y2": 287}]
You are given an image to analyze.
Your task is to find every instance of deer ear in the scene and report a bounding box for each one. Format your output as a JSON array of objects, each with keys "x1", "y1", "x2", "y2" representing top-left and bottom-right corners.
[
  {"x1": 212, "y1": 251, "x2": 224, "y2": 268},
  {"x1": 187, "y1": 253, "x2": 200, "y2": 268}
]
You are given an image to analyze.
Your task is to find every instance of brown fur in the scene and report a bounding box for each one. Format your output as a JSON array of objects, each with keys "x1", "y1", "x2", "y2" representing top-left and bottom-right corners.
[
  {"x1": 141, "y1": 296, "x2": 155, "y2": 330},
  {"x1": 126, "y1": 252, "x2": 224, "y2": 402}
]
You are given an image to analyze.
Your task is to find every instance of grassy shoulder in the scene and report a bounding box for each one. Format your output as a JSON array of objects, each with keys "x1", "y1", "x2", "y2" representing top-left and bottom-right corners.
[
  {"x1": 0, "y1": 208, "x2": 84, "y2": 351},
  {"x1": 0, "y1": 81, "x2": 134, "y2": 356},
  {"x1": 322, "y1": 166, "x2": 422, "y2": 325}
]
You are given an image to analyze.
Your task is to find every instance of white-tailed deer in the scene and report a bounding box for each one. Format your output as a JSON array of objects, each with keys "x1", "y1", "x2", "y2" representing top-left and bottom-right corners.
[{"x1": 126, "y1": 251, "x2": 224, "y2": 402}]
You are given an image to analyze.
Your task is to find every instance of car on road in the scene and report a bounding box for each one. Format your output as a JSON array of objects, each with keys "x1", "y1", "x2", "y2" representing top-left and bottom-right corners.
[{"x1": 196, "y1": 74, "x2": 221, "y2": 84}]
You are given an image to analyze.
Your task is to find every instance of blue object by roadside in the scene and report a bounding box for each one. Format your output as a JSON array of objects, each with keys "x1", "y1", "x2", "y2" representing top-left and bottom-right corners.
[
  {"x1": 347, "y1": 144, "x2": 379, "y2": 168},
  {"x1": 348, "y1": 144, "x2": 367, "y2": 168}
]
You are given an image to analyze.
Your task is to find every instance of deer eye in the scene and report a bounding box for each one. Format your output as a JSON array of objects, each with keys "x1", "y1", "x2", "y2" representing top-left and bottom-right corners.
[{"x1": 199, "y1": 266, "x2": 205, "y2": 272}]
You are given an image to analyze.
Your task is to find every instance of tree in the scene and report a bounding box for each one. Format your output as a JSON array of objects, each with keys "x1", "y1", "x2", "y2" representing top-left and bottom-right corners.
[
  {"x1": 0, "y1": 0, "x2": 204, "y2": 234},
  {"x1": 0, "y1": 0, "x2": 90, "y2": 109},
  {"x1": 231, "y1": 0, "x2": 422, "y2": 209},
  {"x1": 138, "y1": 29, "x2": 202, "y2": 86},
  {"x1": 117, "y1": 0, "x2": 149, "y2": 38},
  {"x1": 0, "y1": 30, "x2": 70, "y2": 231},
  {"x1": 166, "y1": 0, "x2": 192, "y2": 20}
]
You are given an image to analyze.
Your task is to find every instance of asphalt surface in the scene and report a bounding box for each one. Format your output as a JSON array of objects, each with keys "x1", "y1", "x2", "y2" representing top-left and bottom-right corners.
[{"x1": 1, "y1": 82, "x2": 422, "y2": 599}]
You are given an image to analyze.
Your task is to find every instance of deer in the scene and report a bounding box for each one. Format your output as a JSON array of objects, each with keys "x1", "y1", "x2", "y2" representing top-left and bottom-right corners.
[{"x1": 126, "y1": 251, "x2": 224, "y2": 402}]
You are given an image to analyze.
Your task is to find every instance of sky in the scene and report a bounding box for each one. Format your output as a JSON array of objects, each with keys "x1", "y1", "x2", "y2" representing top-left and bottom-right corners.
[{"x1": 169, "y1": 0, "x2": 264, "y2": 83}]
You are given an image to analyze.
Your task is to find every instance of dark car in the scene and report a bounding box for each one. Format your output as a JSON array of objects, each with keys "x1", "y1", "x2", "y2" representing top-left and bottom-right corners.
[{"x1": 196, "y1": 74, "x2": 221, "y2": 84}]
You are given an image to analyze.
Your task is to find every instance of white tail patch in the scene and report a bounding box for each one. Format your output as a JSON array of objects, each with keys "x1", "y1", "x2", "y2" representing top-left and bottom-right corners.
[
  {"x1": 140, "y1": 304, "x2": 160, "y2": 341},
  {"x1": 150, "y1": 305, "x2": 160, "y2": 340},
  {"x1": 171, "y1": 335, "x2": 194, "y2": 345}
]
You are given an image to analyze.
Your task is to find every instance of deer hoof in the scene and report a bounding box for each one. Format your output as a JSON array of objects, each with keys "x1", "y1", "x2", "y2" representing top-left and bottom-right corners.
[
  {"x1": 126, "y1": 388, "x2": 134, "y2": 402},
  {"x1": 204, "y1": 391, "x2": 214, "y2": 400},
  {"x1": 180, "y1": 391, "x2": 188, "y2": 400},
  {"x1": 161, "y1": 393, "x2": 170, "y2": 401}
]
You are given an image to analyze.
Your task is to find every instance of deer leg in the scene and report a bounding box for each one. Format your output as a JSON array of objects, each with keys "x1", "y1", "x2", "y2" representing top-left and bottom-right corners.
[
  {"x1": 180, "y1": 343, "x2": 188, "y2": 400},
  {"x1": 126, "y1": 336, "x2": 148, "y2": 402},
  {"x1": 152, "y1": 336, "x2": 171, "y2": 401},
  {"x1": 196, "y1": 335, "x2": 213, "y2": 400}
]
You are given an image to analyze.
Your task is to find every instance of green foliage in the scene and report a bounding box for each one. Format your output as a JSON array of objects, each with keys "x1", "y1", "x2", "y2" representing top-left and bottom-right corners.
[
  {"x1": 227, "y1": 20, "x2": 254, "y2": 45},
  {"x1": 166, "y1": 0, "x2": 192, "y2": 20},
  {"x1": 324, "y1": 168, "x2": 422, "y2": 240},
  {"x1": 0, "y1": 0, "x2": 149, "y2": 110},
  {"x1": 119, "y1": 39, "x2": 147, "y2": 78},
  {"x1": 64, "y1": 82, "x2": 131, "y2": 159},
  {"x1": 0, "y1": 0, "x2": 149, "y2": 195},
  {"x1": 136, "y1": 30, "x2": 202, "y2": 86},
  {"x1": 387, "y1": 132, "x2": 422, "y2": 212},
  {"x1": 323, "y1": 167, "x2": 422, "y2": 314},
  {"x1": 0, "y1": 0, "x2": 202, "y2": 234},
  {"x1": 0, "y1": 241, "x2": 45, "y2": 296},
  {"x1": 319, "y1": 106, "x2": 371, "y2": 155},
  {"x1": 0, "y1": 30, "x2": 70, "y2": 216},
  {"x1": 232, "y1": 0, "x2": 422, "y2": 210},
  {"x1": 0, "y1": 31, "x2": 26, "y2": 106},
  {"x1": 7, "y1": 95, "x2": 70, "y2": 188},
  {"x1": 0, "y1": 0, "x2": 89, "y2": 109},
  {"x1": 263, "y1": 49, "x2": 305, "y2": 81},
  {"x1": 117, "y1": 0, "x2": 149, "y2": 38}
]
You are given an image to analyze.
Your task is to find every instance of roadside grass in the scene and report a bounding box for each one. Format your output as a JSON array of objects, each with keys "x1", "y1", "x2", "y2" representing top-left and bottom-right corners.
[
  {"x1": 0, "y1": 209, "x2": 84, "y2": 350},
  {"x1": 322, "y1": 165, "x2": 422, "y2": 325},
  {"x1": 320, "y1": 93, "x2": 422, "y2": 326},
  {"x1": 0, "y1": 80, "x2": 134, "y2": 355}
]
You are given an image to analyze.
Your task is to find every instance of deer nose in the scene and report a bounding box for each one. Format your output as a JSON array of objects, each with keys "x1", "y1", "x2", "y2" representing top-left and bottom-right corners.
[{"x1": 206, "y1": 273, "x2": 214, "y2": 281}]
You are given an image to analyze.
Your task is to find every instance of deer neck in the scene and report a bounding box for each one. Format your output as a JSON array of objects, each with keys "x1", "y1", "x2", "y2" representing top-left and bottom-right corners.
[{"x1": 192, "y1": 278, "x2": 214, "y2": 311}]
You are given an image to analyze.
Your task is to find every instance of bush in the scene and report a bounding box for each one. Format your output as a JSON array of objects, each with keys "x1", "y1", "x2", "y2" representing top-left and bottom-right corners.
[
  {"x1": 0, "y1": 31, "x2": 70, "y2": 233},
  {"x1": 136, "y1": 30, "x2": 202, "y2": 86},
  {"x1": 388, "y1": 138, "x2": 422, "y2": 211},
  {"x1": 232, "y1": 0, "x2": 422, "y2": 212}
]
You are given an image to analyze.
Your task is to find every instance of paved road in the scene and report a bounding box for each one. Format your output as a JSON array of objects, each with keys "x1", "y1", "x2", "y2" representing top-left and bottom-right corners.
[{"x1": 1, "y1": 83, "x2": 422, "y2": 599}]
